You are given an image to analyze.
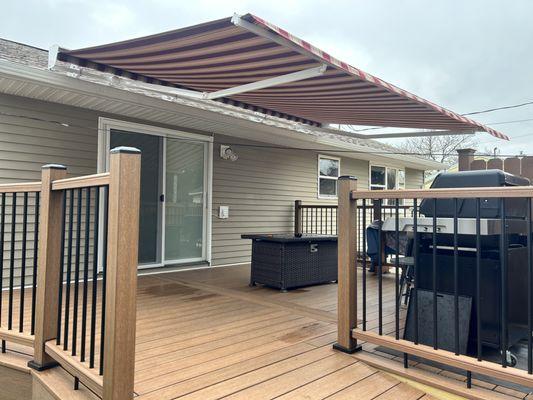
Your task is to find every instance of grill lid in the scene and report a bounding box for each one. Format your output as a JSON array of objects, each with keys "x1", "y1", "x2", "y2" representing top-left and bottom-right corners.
[{"x1": 420, "y1": 170, "x2": 530, "y2": 219}]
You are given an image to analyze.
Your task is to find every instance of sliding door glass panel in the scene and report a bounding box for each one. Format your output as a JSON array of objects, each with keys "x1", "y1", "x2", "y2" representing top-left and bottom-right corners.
[
  {"x1": 110, "y1": 130, "x2": 162, "y2": 265},
  {"x1": 165, "y1": 138, "x2": 205, "y2": 262}
]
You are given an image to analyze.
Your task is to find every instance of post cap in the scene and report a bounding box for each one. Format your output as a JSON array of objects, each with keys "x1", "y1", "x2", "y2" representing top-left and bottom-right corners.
[
  {"x1": 42, "y1": 164, "x2": 66, "y2": 170},
  {"x1": 110, "y1": 146, "x2": 141, "y2": 154},
  {"x1": 338, "y1": 175, "x2": 357, "y2": 180},
  {"x1": 456, "y1": 148, "x2": 476, "y2": 154}
]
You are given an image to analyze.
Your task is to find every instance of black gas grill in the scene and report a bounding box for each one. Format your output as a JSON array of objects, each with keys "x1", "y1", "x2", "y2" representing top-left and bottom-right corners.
[{"x1": 382, "y1": 170, "x2": 531, "y2": 359}]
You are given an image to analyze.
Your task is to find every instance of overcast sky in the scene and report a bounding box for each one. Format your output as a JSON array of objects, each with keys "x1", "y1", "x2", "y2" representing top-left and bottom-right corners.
[{"x1": 2, "y1": 0, "x2": 532, "y2": 155}]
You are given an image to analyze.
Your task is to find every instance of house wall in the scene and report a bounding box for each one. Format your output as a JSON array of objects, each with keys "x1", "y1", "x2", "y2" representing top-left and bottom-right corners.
[{"x1": 0, "y1": 93, "x2": 425, "y2": 283}]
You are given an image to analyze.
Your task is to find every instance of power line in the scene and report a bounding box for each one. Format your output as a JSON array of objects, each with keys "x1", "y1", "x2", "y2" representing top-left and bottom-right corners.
[
  {"x1": 343, "y1": 104, "x2": 533, "y2": 133},
  {"x1": 487, "y1": 118, "x2": 533, "y2": 126},
  {"x1": 462, "y1": 100, "x2": 533, "y2": 116}
]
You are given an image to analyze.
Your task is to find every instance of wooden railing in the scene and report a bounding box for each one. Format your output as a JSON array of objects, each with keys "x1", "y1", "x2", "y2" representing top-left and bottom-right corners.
[
  {"x1": 334, "y1": 176, "x2": 533, "y2": 389},
  {"x1": 0, "y1": 147, "x2": 141, "y2": 400}
]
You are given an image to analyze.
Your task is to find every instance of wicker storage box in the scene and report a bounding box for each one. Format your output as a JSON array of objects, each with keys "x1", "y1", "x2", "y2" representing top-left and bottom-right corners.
[{"x1": 242, "y1": 234, "x2": 337, "y2": 291}]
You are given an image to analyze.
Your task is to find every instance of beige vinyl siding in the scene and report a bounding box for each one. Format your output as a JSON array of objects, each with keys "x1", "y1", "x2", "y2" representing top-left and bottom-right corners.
[
  {"x1": 0, "y1": 94, "x2": 100, "y2": 289},
  {"x1": 211, "y1": 135, "x2": 369, "y2": 266},
  {"x1": 0, "y1": 92, "x2": 428, "y2": 274},
  {"x1": 405, "y1": 168, "x2": 425, "y2": 189}
]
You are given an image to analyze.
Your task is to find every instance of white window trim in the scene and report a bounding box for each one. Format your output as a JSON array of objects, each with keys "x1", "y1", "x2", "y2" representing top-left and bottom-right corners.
[
  {"x1": 369, "y1": 164, "x2": 405, "y2": 190},
  {"x1": 317, "y1": 154, "x2": 341, "y2": 199}
]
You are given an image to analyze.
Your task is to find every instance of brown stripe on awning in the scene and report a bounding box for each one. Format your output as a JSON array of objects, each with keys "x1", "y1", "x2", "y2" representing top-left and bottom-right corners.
[{"x1": 58, "y1": 13, "x2": 508, "y2": 139}]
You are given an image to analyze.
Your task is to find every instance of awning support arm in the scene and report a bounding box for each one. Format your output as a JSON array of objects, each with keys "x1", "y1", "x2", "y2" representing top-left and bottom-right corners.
[
  {"x1": 203, "y1": 64, "x2": 327, "y2": 100},
  {"x1": 361, "y1": 129, "x2": 476, "y2": 139},
  {"x1": 322, "y1": 126, "x2": 477, "y2": 139}
]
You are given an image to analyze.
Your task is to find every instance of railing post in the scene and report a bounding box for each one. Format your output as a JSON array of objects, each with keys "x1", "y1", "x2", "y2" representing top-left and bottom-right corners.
[
  {"x1": 333, "y1": 176, "x2": 361, "y2": 353},
  {"x1": 294, "y1": 200, "x2": 302, "y2": 236},
  {"x1": 29, "y1": 164, "x2": 67, "y2": 370},
  {"x1": 103, "y1": 147, "x2": 141, "y2": 400}
]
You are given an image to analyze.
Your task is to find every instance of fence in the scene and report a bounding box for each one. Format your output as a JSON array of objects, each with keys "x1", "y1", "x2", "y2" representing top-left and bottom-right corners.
[
  {"x1": 0, "y1": 147, "x2": 141, "y2": 400},
  {"x1": 334, "y1": 176, "x2": 533, "y2": 389}
]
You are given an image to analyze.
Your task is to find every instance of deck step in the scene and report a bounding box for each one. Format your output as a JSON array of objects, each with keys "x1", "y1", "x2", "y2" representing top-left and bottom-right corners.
[
  {"x1": 0, "y1": 348, "x2": 32, "y2": 373},
  {"x1": 0, "y1": 349, "x2": 33, "y2": 400},
  {"x1": 355, "y1": 351, "x2": 519, "y2": 400},
  {"x1": 32, "y1": 367, "x2": 100, "y2": 400}
]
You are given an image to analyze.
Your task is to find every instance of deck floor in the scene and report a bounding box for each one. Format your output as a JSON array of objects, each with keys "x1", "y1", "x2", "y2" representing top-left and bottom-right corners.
[
  {"x1": 2, "y1": 264, "x2": 532, "y2": 399},
  {"x1": 131, "y1": 268, "x2": 423, "y2": 400}
]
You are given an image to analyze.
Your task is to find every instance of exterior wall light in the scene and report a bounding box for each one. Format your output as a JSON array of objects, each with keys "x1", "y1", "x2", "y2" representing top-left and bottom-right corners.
[{"x1": 220, "y1": 145, "x2": 238, "y2": 161}]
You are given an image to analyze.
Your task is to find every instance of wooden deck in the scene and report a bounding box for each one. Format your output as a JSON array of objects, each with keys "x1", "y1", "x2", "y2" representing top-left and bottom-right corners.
[
  {"x1": 2, "y1": 264, "x2": 532, "y2": 399},
  {"x1": 131, "y1": 268, "x2": 424, "y2": 400}
]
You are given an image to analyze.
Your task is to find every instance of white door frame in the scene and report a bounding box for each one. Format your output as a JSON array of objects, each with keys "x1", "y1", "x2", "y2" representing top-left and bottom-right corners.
[{"x1": 97, "y1": 117, "x2": 213, "y2": 269}]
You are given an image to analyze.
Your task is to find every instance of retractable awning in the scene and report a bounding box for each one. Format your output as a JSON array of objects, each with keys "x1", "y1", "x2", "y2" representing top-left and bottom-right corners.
[{"x1": 52, "y1": 13, "x2": 508, "y2": 140}]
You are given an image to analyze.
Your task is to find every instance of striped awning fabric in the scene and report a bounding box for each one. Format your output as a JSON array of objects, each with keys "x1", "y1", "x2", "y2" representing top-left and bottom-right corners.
[{"x1": 58, "y1": 14, "x2": 508, "y2": 140}]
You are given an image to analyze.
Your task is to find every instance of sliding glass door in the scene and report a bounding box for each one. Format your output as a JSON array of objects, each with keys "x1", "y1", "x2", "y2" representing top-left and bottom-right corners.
[
  {"x1": 104, "y1": 122, "x2": 210, "y2": 268},
  {"x1": 110, "y1": 129, "x2": 162, "y2": 265},
  {"x1": 164, "y1": 139, "x2": 205, "y2": 262}
]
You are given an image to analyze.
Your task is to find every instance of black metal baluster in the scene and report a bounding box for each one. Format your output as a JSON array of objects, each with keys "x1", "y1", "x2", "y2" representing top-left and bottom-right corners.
[
  {"x1": 453, "y1": 198, "x2": 459, "y2": 355},
  {"x1": 476, "y1": 198, "x2": 482, "y2": 361},
  {"x1": 378, "y1": 199, "x2": 383, "y2": 335},
  {"x1": 526, "y1": 197, "x2": 533, "y2": 374},
  {"x1": 72, "y1": 188, "x2": 82, "y2": 356},
  {"x1": 80, "y1": 188, "x2": 91, "y2": 362},
  {"x1": 99, "y1": 187, "x2": 109, "y2": 376},
  {"x1": 395, "y1": 199, "x2": 400, "y2": 340},
  {"x1": 64, "y1": 189, "x2": 74, "y2": 351},
  {"x1": 31, "y1": 192, "x2": 40, "y2": 335},
  {"x1": 432, "y1": 198, "x2": 437, "y2": 349},
  {"x1": 56, "y1": 191, "x2": 67, "y2": 345},
  {"x1": 362, "y1": 200, "x2": 367, "y2": 331},
  {"x1": 19, "y1": 192, "x2": 28, "y2": 333},
  {"x1": 90, "y1": 187, "x2": 100, "y2": 369},
  {"x1": 8, "y1": 192, "x2": 17, "y2": 331},
  {"x1": 0, "y1": 193, "x2": 5, "y2": 352},
  {"x1": 413, "y1": 199, "x2": 419, "y2": 344},
  {"x1": 500, "y1": 198, "x2": 508, "y2": 368}
]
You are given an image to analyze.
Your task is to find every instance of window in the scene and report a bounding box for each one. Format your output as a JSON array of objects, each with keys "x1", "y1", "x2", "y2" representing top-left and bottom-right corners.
[
  {"x1": 370, "y1": 165, "x2": 405, "y2": 190},
  {"x1": 370, "y1": 166, "x2": 386, "y2": 190},
  {"x1": 318, "y1": 155, "x2": 340, "y2": 198},
  {"x1": 370, "y1": 166, "x2": 405, "y2": 204}
]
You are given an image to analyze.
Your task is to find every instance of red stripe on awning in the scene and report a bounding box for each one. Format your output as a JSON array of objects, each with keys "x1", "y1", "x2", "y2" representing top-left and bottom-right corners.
[{"x1": 58, "y1": 14, "x2": 509, "y2": 140}]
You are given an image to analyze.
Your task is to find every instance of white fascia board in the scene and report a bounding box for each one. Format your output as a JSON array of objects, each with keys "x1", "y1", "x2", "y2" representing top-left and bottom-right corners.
[
  {"x1": 49, "y1": 61, "x2": 205, "y2": 99},
  {"x1": 204, "y1": 64, "x2": 327, "y2": 100}
]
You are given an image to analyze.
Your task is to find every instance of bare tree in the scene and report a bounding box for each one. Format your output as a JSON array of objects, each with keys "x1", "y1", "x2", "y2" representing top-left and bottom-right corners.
[{"x1": 398, "y1": 134, "x2": 477, "y2": 166}]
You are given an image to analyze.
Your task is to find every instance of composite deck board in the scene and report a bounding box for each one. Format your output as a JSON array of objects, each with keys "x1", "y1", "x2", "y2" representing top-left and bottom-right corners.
[{"x1": 1, "y1": 264, "x2": 527, "y2": 399}]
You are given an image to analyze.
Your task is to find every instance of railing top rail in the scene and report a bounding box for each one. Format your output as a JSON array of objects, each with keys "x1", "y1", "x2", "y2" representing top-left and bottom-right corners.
[
  {"x1": 0, "y1": 181, "x2": 41, "y2": 193},
  {"x1": 296, "y1": 202, "x2": 410, "y2": 209},
  {"x1": 51, "y1": 172, "x2": 110, "y2": 191},
  {"x1": 351, "y1": 186, "x2": 533, "y2": 200},
  {"x1": 299, "y1": 204, "x2": 338, "y2": 209}
]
